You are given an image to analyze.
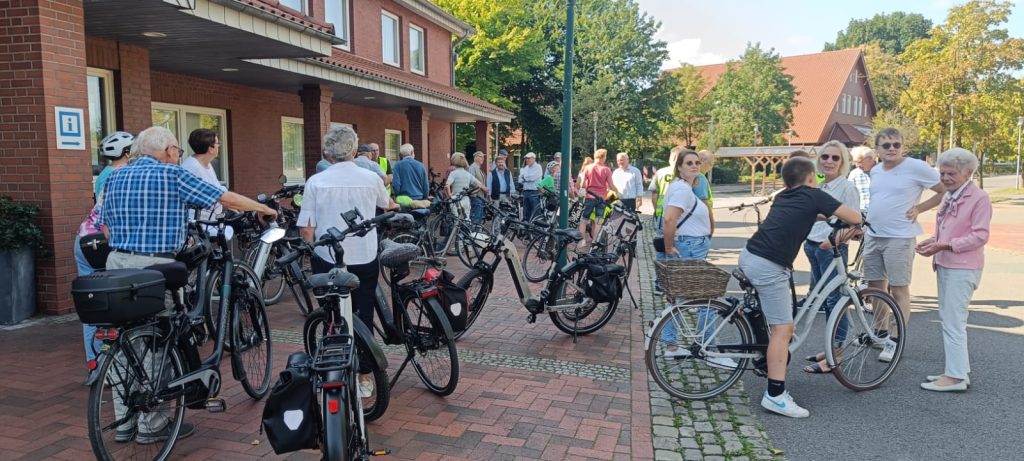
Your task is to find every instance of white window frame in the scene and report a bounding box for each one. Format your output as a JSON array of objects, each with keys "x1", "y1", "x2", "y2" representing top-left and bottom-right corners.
[
  {"x1": 325, "y1": 0, "x2": 351, "y2": 51},
  {"x1": 409, "y1": 24, "x2": 426, "y2": 75},
  {"x1": 384, "y1": 129, "x2": 403, "y2": 162},
  {"x1": 281, "y1": 116, "x2": 305, "y2": 185},
  {"x1": 87, "y1": 67, "x2": 117, "y2": 172},
  {"x1": 382, "y1": 10, "x2": 401, "y2": 67},
  {"x1": 152, "y1": 102, "x2": 230, "y2": 186}
]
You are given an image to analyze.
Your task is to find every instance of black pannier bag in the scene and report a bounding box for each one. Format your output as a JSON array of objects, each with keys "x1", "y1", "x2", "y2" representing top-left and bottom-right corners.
[
  {"x1": 262, "y1": 352, "x2": 320, "y2": 454},
  {"x1": 584, "y1": 264, "x2": 625, "y2": 303},
  {"x1": 438, "y1": 270, "x2": 469, "y2": 332},
  {"x1": 71, "y1": 269, "x2": 166, "y2": 325}
]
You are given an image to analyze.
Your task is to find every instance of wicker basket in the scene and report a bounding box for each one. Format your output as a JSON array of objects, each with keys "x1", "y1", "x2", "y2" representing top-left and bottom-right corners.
[{"x1": 654, "y1": 260, "x2": 730, "y2": 299}]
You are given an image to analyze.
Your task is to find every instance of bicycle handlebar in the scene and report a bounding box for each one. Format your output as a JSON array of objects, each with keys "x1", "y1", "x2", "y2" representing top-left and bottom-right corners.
[{"x1": 727, "y1": 197, "x2": 772, "y2": 212}]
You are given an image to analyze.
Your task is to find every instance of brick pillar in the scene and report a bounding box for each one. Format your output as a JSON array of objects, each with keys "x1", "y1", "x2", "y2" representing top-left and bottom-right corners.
[
  {"x1": 406, "y1": 106, "x2": 430, "y2": 169},
  {"x1": 474, "y1": 121, "x2": 491, "y2": 171},
  {"x1": 117, "y1": 43, "x2": 151, "y2": 134},
  {"x1": 0, "y1": 0, "x2": 92, "y2": 315},
  {"x1": 300, "y1": 84, "x2": 333, "y2": 179}
]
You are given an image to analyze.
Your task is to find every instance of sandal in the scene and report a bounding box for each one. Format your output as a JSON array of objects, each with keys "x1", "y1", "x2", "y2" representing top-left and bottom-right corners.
[
  {"x1": 802, "y1": 361, "x2": 832, "y2": 374},
  {"x1": 804, "y1": 352, "x2": 826, "y2": 363}
]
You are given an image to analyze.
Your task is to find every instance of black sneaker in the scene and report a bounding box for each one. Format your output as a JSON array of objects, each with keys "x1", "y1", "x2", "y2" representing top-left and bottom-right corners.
[
  {"x1": 114, "y1": 426, "x2": 137, "y2": 443},
  {"x1": 136, "y1": 421, "x2": 195, "y2": 445}
]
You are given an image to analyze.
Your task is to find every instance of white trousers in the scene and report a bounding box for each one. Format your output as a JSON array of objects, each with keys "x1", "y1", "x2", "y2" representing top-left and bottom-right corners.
[{"x1": 936, "y1": 266, "x2": 982, "y2": 380}]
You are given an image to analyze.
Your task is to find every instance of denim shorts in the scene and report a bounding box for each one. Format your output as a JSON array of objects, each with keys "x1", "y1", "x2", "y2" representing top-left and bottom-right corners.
[{"x1": 672, "y1": 235, "x2": 711, "y2": 260}]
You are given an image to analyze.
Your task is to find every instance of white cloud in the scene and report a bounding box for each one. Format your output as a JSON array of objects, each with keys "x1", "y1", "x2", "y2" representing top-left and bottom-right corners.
[{"x1": 662, "y1": 38, "x2": 728, "y2": 69}]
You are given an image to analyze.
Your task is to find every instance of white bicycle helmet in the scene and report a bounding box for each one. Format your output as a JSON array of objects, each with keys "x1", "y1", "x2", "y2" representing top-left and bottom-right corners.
[{"x1": 99, "y1": 131, "x2": 134, "y2": 159}]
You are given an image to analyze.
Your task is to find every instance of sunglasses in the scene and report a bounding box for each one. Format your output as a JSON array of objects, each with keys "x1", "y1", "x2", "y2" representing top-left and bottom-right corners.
[
  {"x1": 880, "y1": 142, "x2": 902, "y2": 150},
  {"x1": 820, "y1": 154, "x2": 842, "y2": 162},
  {"x1": 683, "y1": 160, "x2": 702, "y2": 166}
]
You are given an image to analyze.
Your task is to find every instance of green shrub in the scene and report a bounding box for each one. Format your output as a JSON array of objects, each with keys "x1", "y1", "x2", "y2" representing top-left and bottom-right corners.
[
  {"x1": 711, "y1": 165, "x2": 739, "y2": 184},
  {"x1": 0, "y1": 196, "x2": 45, "y2": 252}
]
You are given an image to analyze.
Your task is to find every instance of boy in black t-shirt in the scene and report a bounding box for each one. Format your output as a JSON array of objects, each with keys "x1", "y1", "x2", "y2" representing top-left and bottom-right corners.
[{"x1": 738, "y1": 157, "x2": 861, "y2": 418}]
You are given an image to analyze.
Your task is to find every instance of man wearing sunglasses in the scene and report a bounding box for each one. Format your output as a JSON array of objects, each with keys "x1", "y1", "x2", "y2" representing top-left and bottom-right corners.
[{"x1": 864, "y1": 128, "x2": 944, "y2": 363}]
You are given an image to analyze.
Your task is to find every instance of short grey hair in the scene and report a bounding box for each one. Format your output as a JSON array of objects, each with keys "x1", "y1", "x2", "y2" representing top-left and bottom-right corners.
[
  {"x1": 616, "y1": 152, "x2": 629, "y2": 161},
  {"x1": 323, "y1": 125, "x2": 358, "y2": 163},
  {"x1": 937, "y1": 147, "x2": 979, "y2": 173},
  {"x1": 399, "y1": 143, "x2": 415, "y2": 157},
  {"x1": 817, "y1": 140, "x2": 851, "y2": 177},
  {"x1": 850, "y1": 146, "x2": 875, "y2": 162},
  {"x1": 135, "y1": 126, "x2": 177, "y2": 158}
]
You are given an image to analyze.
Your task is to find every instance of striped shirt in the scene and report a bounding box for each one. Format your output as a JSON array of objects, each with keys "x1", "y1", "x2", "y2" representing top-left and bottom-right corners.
[
  {"x1": 848, "y1": 168, "x2": 871, "y2": 212},
  {"x1": 100, "y1": 156, "x2": 225, "y2": 253}
]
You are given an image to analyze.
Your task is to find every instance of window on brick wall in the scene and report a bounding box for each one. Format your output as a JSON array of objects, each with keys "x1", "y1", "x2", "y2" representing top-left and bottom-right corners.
[
  {"x1": 153, "y1": 103, "x2": 230, "y2": 186},
  {"x1": 87, "y1": 68, "x2": 116, "y2": 176},
  {"x1": 282, "y1": 117, "x2": 305, "y2": 184},
  {"x1": 280, "y1": 0, "x2": 306, "y2": 13},
  {"x1": 385, "y1": 129, "x2": 402, "y2": 163},
  {"x1": 325, "y1": 0, "x2": 350, "y2": 51},
  {"x1": 409, "y1": 24, "x2": 425, "y2": 75},
  {"x1": 382, "y1": 10, "x2": 400, "y2": 67}
]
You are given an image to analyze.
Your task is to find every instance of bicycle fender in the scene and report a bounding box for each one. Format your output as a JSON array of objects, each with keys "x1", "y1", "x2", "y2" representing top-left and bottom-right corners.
[
  {"x1": 643, "y1": 304, "x2": 681, "y2": 351},
  {"x1": 354, "y1": 317, "x2": 389, "y2": 371},
  {"x1": 425, "y1": 296, "x2": 455, "y2": 340}
]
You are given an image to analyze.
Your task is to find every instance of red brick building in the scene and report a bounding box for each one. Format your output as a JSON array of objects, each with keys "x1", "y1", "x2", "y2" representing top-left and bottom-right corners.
[{"x1": 0, "y1": 0, "x2": 512, "y2": 316}]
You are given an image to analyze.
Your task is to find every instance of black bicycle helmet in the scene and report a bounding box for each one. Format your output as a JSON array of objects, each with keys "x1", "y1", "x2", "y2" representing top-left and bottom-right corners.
[{"x1": 176, "y1": 236, "x2": 212, "y2": 269}]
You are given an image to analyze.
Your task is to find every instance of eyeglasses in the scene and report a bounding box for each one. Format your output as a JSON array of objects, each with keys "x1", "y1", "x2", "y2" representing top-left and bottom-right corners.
[
  {"x1": 167, "y1": 145, "x2": 183, "y2": 155},
  {"x1": 683, "y1": 160, "x2": 702, "y2": 166},
  {"x1": 880, "y1": 142, "x2": 902, "y2": 150},
  {"x1": 820, "y1": 154, "x2": 842, "y2": 162}
]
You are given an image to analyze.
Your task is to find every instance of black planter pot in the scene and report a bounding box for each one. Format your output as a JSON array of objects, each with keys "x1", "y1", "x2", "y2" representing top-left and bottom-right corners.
[{"x1": 0, "y1": 248, "x2": 36, "y2": 325}]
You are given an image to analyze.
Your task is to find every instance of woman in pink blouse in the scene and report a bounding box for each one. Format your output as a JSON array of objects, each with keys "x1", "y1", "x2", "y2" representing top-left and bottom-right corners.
[{"x1": 915, "y1": 148, "x2": 992, "y2": 392}]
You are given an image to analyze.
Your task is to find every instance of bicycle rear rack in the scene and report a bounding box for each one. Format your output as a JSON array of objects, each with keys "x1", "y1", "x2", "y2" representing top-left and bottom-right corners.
[{"x1": 311, "y1": 334, "x2": 354, "y2": 373}]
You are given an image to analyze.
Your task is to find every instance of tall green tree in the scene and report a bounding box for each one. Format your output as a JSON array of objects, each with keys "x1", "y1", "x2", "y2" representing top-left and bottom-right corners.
[
  {"x1": 704, "y1": 44, "x2": 797, "y2": 147},
  {"x1": 662, "y1": 65, "x2": 708, "y2": 148},
  {"x1": 824, "y1": 12, "x2": 932, "y2": 55}
]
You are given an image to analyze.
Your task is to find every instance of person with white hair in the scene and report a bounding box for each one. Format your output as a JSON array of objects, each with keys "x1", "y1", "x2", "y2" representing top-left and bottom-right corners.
[
  {"x1": 612, "y1": 152, "x2": 644, "y2": 212},
  {"x1": 915, "y1": 147, "x2": 991, "y2": 392},
  {"x1": 392, "y1": 142, "x2": 429, "y2": 200},
  {"x1": 848, "y1": 145, "x2": 876, "y2": 212},
  {"x1": 519, "y1": 152, "x2": 544, "y2": 220}
]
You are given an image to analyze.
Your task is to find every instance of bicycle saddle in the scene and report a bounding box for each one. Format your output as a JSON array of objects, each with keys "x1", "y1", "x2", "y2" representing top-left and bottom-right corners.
[
  {"x1": 378, "y1": 239, "x2": 421, "y2": 268},
  {"x1": 731, "y1": 268, "x2": 753, "y2": 291},
  {"x1": 386, "y1": 213, "x2": 416, "y2": 230},
  {"x1": 308, "y1": 268, "x2": 360, "y2": 290},
  {"x1": 554, "y1": 228, "x2": 583, "y2": 242},
  {"x1": 145, "y1": 261, "x2": 189, "y2": 291}
]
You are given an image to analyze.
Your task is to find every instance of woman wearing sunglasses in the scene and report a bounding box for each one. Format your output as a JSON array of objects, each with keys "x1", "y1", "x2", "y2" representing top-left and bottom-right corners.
[{"x1": 802, "y1": 141, "x2": 860, "y2": 374}]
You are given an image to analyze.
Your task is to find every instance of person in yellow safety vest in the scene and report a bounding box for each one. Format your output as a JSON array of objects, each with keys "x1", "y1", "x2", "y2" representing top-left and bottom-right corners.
[
  {"x1": 649, "y1": 146, "x2": 683, "y2": 231},
  {"x1": 370, "y1": 142, "x2": 393, "y2": 193}
]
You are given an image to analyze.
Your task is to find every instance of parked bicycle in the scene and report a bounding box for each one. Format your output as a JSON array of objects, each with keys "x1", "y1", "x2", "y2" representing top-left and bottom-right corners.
[
  {"x1": 76, "y1": 212, "x2": 272, "y2": 461},
  {"x1": 727, "y1": 196, "x2": 771, "y2": 227},
  {"x1": 645, "y1": 220, "x2": 905, "y2": 400}
]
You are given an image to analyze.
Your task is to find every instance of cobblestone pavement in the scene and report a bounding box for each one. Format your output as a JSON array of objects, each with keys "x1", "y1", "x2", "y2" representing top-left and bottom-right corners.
[{"x1": 634, "y1": 220, "x2": 777, "y2": 461}]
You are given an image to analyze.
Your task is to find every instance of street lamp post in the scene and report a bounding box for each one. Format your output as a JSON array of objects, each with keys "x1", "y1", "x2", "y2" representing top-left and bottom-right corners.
[
  {"x1": 593, "y1": 112, "x2": 598, "y2": 154},
  {"x1": 1015, "y1": 116, "x2": 1023, "y2": 189},
  {"x1": 557, "y1": 0, "x2": 576, "y2": 267}
]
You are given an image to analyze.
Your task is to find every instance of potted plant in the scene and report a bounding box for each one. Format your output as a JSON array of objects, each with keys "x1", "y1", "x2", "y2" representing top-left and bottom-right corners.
[{"x1": 0, "y1": 196, "x2": 44, "y2": 324}]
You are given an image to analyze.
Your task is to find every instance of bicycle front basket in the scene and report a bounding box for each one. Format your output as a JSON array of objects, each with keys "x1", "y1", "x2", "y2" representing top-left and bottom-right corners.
[{"x1": 654, "y1": 260, "x2": 729, "y2": 299}]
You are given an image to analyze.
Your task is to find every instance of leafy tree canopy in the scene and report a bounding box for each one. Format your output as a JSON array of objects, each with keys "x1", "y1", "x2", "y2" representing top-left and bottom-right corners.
[{"x1": 824, "y1": 11, "x2": 932, "y2": 54}]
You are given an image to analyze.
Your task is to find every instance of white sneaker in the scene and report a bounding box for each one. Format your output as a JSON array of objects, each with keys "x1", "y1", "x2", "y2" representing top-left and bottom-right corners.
[
  {"x1": 707, "y1": 357, "x2": 738, "y2": 370},
  {"x1": 878, "y1": 338, "x2": 897, "y2": 363},
  {"x1": 664, "y1": 348, "x2": 692, "y2": 359},
  {"x1": 761, "y1": 391, "x2": 810, "y2": 418},
  {"x1": 358, "y1": 375, "x2": 375, "y2": 398}
]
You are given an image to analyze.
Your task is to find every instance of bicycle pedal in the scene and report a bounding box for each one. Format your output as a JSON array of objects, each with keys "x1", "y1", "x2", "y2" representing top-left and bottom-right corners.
[
  {"x1": 205, "y1": 398, "x2": 227, "y2": 413},
  {"x1": 527, "y1": 313, "x2": 537, "y2": 324},
  {"x1": 371, "y1": 449, "x2": 391, "y2": 456}
]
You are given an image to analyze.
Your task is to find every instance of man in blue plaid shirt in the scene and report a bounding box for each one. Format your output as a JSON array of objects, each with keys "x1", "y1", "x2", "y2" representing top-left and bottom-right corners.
[{"x1": 98, "y1": 126, "x2": 275, "y2": 444}]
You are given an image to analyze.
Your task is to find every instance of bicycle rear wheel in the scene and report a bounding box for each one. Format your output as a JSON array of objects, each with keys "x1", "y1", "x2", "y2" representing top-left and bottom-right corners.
[
  {"x1": 522, "y1": 234, "x2": 556, "y2": 282},
  {"x1": 403, "y1": 295, "x2": 459, "y2": 396},
  {"x1": 230, "y1": 271, "x2": 273, "y2": 399},
  {"x1": 88, "y1": 327, "x2": 185, "y2": 461},
  {"x1": 455, "y1": 228, "x2": 484, "y2": 269},
  {"x1": 321, "y1": 370, "x2": 350, "y2": 461},
  {"x1": 548, "y1": 265, "x2": 618, "y2": 335},
  {"x1": 454, "y1": 268, "x2": 492, "y2": 340},
  {"x1": 304, "y1": 309, "x2": 389, "y2": 421},
  {"x1": 645, "y1": 299, "x2": 752, "y2": 400},
  {"x1": 829, "y1": 288, "x2": 906, "y2": 391}
]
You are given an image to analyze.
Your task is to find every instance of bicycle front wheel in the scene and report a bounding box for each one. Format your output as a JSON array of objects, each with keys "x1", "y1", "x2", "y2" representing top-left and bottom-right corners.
[
  {"x1": 548, "y1": 265, "x2": 619, "y2": 335},
  {"x1": 645, "y1": 299, "x2": 752, "y2": 400},
  {"x1": 829, "y1": 288, "x2": 906, "y2": 391},
  {"x1": 230, "y1": 268, "x2": 273, "y2": 399},
  {"x1": 88, "y1": 327, "x2": 186, "y2": 461},
  {"x1": 522, "y1": 234, "x2": 556, "y2": 283},
  {"x1": 454, "y1": 268, "x2": 492, "y2": 340},
  {"x1": 455, "y1": 228, "x2": 483, "y2": 269},
  {"x1": 403, "y1": 295, "x2": 459, "y2": 396},
  {"x1": 244, "y1": 244, "x2": 286, "y2": 306}
]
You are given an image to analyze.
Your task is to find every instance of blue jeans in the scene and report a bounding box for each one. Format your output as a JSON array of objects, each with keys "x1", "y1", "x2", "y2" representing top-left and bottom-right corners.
[
  {"x1": 803, "y1": 241, "x2": 849, "y2": 344},
  {"x1": 661, "y1": 236, "x2": 715, "y2": 346},
  {"x1": 470, "y1": 196, "x2": 486, "y2": 225},
  {"x1": 522, "y1": 190, "x2": 540, "y2": 221},
  {"x1": 75, "y1": 235, "x2": 101, "y2": 363}
]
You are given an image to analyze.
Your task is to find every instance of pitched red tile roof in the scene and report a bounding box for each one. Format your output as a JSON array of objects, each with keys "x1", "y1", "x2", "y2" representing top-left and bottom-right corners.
[
  {"x1": 689, "y1": 48, "x2": 871, "y2": 145},
  {"x1": 244, "y1": 0, "x2": 334, "y2": 34},
  {"x1": 311, "y1": 52, "x2": 514, "y2": 119}
]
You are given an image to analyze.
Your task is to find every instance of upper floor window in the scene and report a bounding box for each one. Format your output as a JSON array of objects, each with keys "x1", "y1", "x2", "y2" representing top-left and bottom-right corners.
[
  {"x1": 382, "y1": 11, "x2": 400, "y2": 67},
  {"x1": 409, "y1": 25, "x2": 425, "y2": 75},
  {"x1": 326, "y1": 0, "x2": 350, "y2": 50},
  {"x1": 279, "y1": 0, "x2": 306, "y2": 14}
]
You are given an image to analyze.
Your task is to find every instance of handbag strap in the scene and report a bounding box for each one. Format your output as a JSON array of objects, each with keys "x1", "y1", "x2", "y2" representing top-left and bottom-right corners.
[{"x1": 675, "y1": 204, "x2": 696, "y2": 230}]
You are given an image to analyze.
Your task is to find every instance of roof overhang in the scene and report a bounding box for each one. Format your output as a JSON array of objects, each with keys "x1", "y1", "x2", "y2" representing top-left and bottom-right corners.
[{"x1": 392, "y1": 0, "x2": 475, "y2": 38}]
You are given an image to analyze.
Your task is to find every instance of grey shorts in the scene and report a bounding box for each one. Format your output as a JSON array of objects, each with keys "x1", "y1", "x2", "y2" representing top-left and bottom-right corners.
[
  {"x1": 862, "y1": 236, "x2": 916, "y2": 286},
  {"x1": 738, "y1": 249, "x2": 794, "y2": 325}
]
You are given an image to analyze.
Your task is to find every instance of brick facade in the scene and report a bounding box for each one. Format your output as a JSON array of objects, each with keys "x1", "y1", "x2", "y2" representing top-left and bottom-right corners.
[{"x1": 300, "y1": 84, "x2": 334, "y2": 180}]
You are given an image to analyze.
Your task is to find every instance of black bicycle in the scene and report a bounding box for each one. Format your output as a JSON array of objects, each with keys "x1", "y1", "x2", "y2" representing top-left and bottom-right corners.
[{"x1": 77, "y1": 212, "x2": 272, "y2": 461}]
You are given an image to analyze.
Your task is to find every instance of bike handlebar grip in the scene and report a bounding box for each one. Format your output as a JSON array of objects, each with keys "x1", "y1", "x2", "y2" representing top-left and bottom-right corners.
[{"x1": 277, "y1": 250, "x2": 301, "y2": 265}]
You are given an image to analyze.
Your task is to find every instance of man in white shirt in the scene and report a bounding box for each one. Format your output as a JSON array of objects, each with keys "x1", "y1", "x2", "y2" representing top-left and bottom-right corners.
[
  {"x1": 518, "y1": 152, "x2": 543, "y2": 220},
  {"x1": 182, "y1": 128, "x2": 227, "y2": 218},
  {"x1": 612, "y1": 152, "x2": 644, "y2": 211},
  {"x1": 864, "y1": 128, "x2": 944, "y2": 362},
  {"x1": 297, "y1": 125, "x2": 396, "y2": 397}
]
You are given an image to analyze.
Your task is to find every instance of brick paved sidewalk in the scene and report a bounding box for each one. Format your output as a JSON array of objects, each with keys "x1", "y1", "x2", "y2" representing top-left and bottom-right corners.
[{"x1": 0, "y1": 240, "x2": 655, "y2": 460}]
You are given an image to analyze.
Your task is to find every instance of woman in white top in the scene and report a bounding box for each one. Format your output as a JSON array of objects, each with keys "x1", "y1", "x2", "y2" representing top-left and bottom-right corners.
[
  {"x1": 182, "y1": 128, "x2": 227, "y2": 218},
  {"x1": 802, "y1": 140, "x2": 860, "y2": 374},
  {"x1": 445, "y1": 152, "x2": 487, "y2": 220}
]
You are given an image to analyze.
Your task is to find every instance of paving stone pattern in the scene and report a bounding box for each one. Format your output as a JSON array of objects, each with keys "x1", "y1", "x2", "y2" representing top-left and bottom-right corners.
[{"x1": 637, "y1": 220, "x2": 779, "y2": 461}]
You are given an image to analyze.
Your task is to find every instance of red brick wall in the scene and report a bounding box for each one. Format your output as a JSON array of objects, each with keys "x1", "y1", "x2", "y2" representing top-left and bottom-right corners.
[
  {"x1": 343, "y1": 0, "x2": 453, "y2": 86},
  {"x1": 428, "y1": 119, "x2": 452, "y2": 172},
  {"x1": 330, "y1": 100, "x2": 407, "y2": 148},
  {"x1": 0, "y1": 0, "x2": 93, "y2": 315},
  {"x1": 85, "y1": 37, "x2": 152, "y2": 135}
]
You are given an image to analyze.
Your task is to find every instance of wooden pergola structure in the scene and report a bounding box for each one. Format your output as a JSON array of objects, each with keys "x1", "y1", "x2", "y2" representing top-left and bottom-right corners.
[{"x1": 714, "y1": 146, "x2": 820, "y2": 195}]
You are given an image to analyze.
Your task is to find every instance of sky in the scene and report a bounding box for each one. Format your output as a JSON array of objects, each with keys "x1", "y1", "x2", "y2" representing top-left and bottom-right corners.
[{"x1": 635, "y1": 0, "x2": 1024, "y2": 69}]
